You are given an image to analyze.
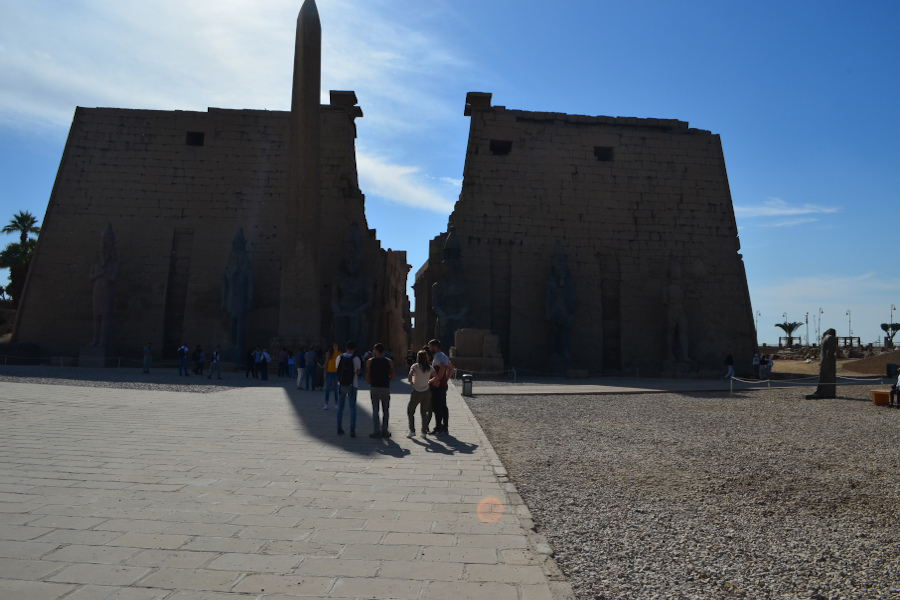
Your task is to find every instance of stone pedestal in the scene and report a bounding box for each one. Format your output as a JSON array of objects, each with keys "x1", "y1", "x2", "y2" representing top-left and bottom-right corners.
[
  {"x1": 449, "y1": 328, "x2": 504, "y2": 375},
  {"x1": 449, "y1": 356, "x2": 504, "y2": 374},
  {"x1": 79, "y1": 346, "x2": 113, "y2": 368}
]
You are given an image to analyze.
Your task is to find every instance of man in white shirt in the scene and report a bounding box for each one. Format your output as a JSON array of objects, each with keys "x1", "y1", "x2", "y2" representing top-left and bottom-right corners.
[
  {"x1": 428, "y1": 338, "x2": 454, "y2": 435},
  {"x1": 335, "y1": 341, "x2": 361, "y2": 437}
]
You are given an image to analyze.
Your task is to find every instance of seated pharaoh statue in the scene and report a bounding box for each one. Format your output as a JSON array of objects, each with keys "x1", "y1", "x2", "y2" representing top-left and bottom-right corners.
[
  {"x1": 332, "y1": 223, "x2": 373, "y2": 351},
  {"x1": 432, "y1": 227, "x2": 468, "y2": 349}
]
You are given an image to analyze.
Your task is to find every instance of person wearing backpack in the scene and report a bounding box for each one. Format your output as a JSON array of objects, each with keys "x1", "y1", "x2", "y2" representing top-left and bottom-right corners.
[
  {"x1": 335, "y1": 341, "x2": 361, "y2": 437},
  {"x1": 365, "y1": 343, "x2": 394, "y2": 438}
]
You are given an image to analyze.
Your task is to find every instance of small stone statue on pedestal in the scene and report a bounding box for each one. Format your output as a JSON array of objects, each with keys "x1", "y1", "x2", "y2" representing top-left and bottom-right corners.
[
  {"x1": 545, "y1": 240, "x2": 575, "y2": 373},
  {"x1": 221, "y1": 229, "x2": 254, "y2": 361},
  {"x1": 432, "y1": 227, "x2": 468, "y2": 350},
  {"x1": 332, "y1": 223, "x2": 373, "y2": 350},
  {"x1": 806, "y1": 328, "x2": 837, "y2": 399}
]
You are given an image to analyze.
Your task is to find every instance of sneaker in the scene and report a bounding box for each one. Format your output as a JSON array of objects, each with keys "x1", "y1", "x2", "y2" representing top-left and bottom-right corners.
[
  {"x1": 369, "y1": 432, "x2": 382, "y2": 439},
  {"x1": 337, "y1": 428, "x2": 344, "y2": 435},
  {"x1": 350, "y1": 429, "x2": 356, "y2": 438},
  {"x1": 323, "y1": 405, "x2": 329, "y2": 410},
  {"x1": 407, "y1": 430, "x2": 416, "y2": 438},
  {"x1": 382, "y1": 431, "x2": 391, "y2": 438}
]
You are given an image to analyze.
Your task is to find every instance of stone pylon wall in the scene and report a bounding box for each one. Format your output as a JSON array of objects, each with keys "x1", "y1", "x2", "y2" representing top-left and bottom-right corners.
[
  {"x1": 416, "y1": 94, "x2": 756, "y2": 375},
  {"x1": 14, "y1": 103, "x2": 409, "y2": 360}
]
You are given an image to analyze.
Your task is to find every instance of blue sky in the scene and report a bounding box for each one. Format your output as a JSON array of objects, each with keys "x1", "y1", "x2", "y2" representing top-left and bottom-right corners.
[{"x1": 1, "y1": 0, "x2": 898, "y2": 345}]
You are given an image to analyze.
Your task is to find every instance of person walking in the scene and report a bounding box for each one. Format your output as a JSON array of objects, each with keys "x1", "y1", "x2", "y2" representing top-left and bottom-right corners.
[
  {"x1": 723, "y1": 353, "x2": 734, "y2": 380},
  {"x1": 245, "y1": 348, "x2": 256, "y2": 379},
  {"x1": 207, "y1": 345, "x2": 222, "y2": 379},
  {"x1": 277, "y1": 348, "x2": 288, "y2": 378},
  {"x1": 253, "y1": 347, "x2": 262, "y2": 380},
  {"x1": 366, "y1": 343, "x2": 394, "y2": 438},
  {"x1": 428, "y1": 338, "x2": 453, "y2": 435},
  {"x1": 259, "y1": 349, "x2": 271, "y2": 380},
  {"x1": 335, "y1": 341, "x2": 361, "y2": 437},
  {"x1": 178, "y1": 344, "x2": 190, "y2": 376},
  {"x1": 407, "y1": 350, "x2": 434, "y2": 437},
  {"x1": 196, "y1": 346, "x2": 206, "y2": 376},
  {"x1": 305, "y1": 346, "x2": 319, "y2": 392},
  {"x1": 142, "y1": 342, "x2": 153, "y2": 374},
  {"x1": 752, "y1": 352, "x2": 760, "y2": 378},
  {"x1": 323, "y1": 342, "x2": 340, "y2": 409},
  {"x1": 287, "y1": 350, "x2": 296, "y2": 378},
  {"x1": 759, "y1": 354, "x2": 769, "y2": 380}
]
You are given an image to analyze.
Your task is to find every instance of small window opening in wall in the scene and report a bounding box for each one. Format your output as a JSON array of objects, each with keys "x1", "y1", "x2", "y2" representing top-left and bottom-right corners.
[
  {"x1": 185, "y1": 132, "x2": 205, "y2": 146},
  {"x1": 490, "y1": 140, "x2": 512, "y2": 155},
  {"x1": 594, "y1": 146, "x2": 614, "y2": 161}
]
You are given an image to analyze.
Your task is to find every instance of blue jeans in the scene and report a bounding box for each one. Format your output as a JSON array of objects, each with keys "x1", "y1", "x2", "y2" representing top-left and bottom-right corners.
[
  {"x1": 178, "y1": 357, "x2": 188, "y2": 376},
  {"x1": 306, "y1": 365, "x2": 317, "y2": 390},
  {"x1": 336, "y1": 385, "x2": 357, "y2": 431},
  {"x1": 324, "y1": 372, "x2": 338, "y2": 402}
]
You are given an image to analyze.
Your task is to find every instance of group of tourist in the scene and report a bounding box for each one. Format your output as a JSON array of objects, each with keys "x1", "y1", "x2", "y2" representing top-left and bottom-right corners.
[
  {"x1": 723, "y1": 352, "x2": 775, "y2": 380},
  {"x1": 171, "y1": 344, "x2": 222, "y2": 379},
  {"x1": 301, "y1": 338, "x2": 453, "y2": 439},
  {"x1": 145, "y1": 339, "x2": 458, "y2": 439},
  {"x1": 752, "y1": 352, "x2": 774, "y2": 379}
]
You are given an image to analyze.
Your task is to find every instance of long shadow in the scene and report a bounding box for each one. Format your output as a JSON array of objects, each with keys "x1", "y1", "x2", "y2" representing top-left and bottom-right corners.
[
  {"x1": 410, "y1": 433, "x2": 479, "y2": 455},
  {"x1": 283, "y1": 376, "x2": 478, "y2": 457}
]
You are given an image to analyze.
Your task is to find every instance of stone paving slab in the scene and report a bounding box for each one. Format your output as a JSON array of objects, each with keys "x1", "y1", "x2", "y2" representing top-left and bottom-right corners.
[{"x1": 0, "y1": 375, "x2": 572, "y2": 599}]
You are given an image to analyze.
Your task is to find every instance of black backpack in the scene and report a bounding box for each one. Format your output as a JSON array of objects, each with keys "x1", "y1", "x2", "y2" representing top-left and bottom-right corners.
[{"x1": 337, "y1": 354, "x2": 356, "y2": 386}]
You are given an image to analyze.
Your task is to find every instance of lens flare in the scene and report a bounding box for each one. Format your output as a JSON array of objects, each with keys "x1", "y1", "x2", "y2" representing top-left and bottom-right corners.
[{"x1": 477, "y1": 497, "x2": 504, "y2": 523}]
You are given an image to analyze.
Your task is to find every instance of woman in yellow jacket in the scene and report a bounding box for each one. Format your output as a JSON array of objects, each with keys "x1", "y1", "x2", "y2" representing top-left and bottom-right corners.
[{"x1": 323, "y1": 342, "x2": 340, "y2": 409}]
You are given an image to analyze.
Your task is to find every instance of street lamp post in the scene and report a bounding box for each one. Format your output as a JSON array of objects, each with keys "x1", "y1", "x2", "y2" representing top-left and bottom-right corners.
[
  {"x1": 890, "y1": 304, "x2": 897, "y2": 348},
  {"x1": 818, "y1": 307, "x2": 824, "y2": 345},
  {"x1": 755, "y1": 311, "x2": 760, "y2": 332},
  {"x1": 805, "y1": 312, "x2": 809, "y2": 346},
  {"x1": 846, "y1": 309, "x2": 852, "y2": 338}
]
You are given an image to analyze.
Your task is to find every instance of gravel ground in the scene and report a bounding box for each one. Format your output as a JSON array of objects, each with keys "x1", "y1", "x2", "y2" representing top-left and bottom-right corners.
[{"x1": 466, "y1": 386, "x2": 900, "y2": 600}]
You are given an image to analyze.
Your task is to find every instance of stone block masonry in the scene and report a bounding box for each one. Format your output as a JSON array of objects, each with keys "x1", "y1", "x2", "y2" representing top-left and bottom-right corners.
[
  {"x1": 14, "y1": 103, "x2": 409, "y2": 359},
  {"x1": 416, "y1": 93, "x2": 756, "y2": 375}
]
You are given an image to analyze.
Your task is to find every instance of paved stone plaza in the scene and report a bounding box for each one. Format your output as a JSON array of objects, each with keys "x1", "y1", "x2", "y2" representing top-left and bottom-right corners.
[{"x1": 0, "y1": 375, "x2": 570, "y2": 599}]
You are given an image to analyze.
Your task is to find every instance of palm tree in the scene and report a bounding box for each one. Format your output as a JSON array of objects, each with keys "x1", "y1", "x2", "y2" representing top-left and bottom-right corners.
[
  {"x1": 0, "y1": 211, "x2": 40, "y2": 308},
  {"x1": 881, "y1": 323, "x2": 900, "y2": 347},
  {"x1": 775, "y1": 321, "x2": 804, "y2": 347},
  {"x1": 1, "y1": 210, "x2": 40, "y2": 246}
]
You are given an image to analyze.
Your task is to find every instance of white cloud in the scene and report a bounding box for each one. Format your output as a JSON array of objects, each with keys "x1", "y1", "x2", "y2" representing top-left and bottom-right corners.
[
  {"x1": 0, "y1": 0, "x2": 469, "y2": 211},
  {"x1": 759, "y1": 217, "x2": 819, "y2": 228},
  {"x1": 734, "y1": 197, "x2": 840, "y2": 225},
  {"x1": 357, "y1": 153, "x2": 456, "y2": 213}
]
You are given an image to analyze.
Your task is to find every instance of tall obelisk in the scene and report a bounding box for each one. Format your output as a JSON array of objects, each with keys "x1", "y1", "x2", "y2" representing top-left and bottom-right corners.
[{"x1": 280, "y1": 0, "x2": 321, "y2": 341}]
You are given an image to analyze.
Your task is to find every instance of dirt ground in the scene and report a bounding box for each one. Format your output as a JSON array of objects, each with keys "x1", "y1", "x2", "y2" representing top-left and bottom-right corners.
[{"x1": 772, "y1": 358, "x2": 873, "y2": 377}]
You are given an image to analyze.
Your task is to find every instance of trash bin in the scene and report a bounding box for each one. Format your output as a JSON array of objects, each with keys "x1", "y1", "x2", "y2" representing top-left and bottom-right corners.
[
  {"x1": 462, "y1": 374, "x2": 473, "y2": 397},
  {"x1": 887, "y1": 364, "x2": 898, "y2": 377}
]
